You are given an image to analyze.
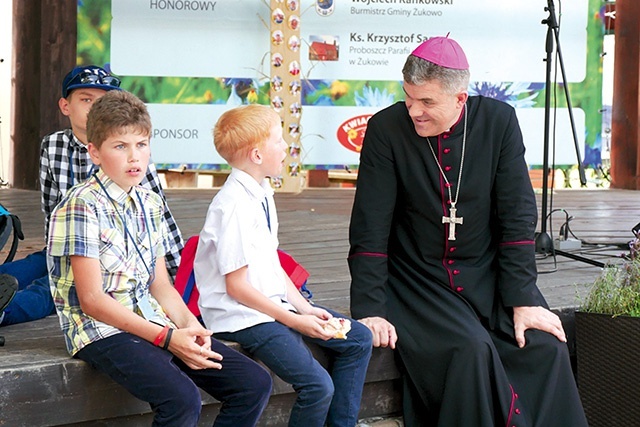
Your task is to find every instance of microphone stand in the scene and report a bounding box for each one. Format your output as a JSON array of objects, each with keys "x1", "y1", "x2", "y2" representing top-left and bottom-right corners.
[{"x1": 535, "y1": 0, "x2": 605, "y2": 268}]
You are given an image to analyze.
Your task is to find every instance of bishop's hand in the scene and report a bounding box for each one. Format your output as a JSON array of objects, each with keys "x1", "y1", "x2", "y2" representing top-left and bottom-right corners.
[
  {"x1": 358, "y1": 316, "x2": 397, "y2": 349},
  {"x1": 512, "y1": 306, "x2": 566, "y2": 348}
]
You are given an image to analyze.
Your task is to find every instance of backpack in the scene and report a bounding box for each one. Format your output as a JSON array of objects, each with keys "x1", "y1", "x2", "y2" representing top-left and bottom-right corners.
[
  {"x1": 174, "y1": 235, "x2": 312, "y2": 318},
  {"x1": 277, "y1": 249, "x2": 313, "y2": 299},
  {"x1": 0, "y1": 203, "x2": 24, "y2": 264},
  {"x1": 174, "y1": 236, "x2": 201, "y2": 316}
]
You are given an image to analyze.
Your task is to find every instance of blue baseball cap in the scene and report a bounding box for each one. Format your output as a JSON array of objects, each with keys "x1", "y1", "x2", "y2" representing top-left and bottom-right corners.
[{"x1": 62, "y1": 65, "x2": 122, "y2": 98}]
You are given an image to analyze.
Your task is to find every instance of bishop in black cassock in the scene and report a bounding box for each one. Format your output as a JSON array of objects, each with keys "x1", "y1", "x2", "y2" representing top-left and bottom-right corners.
[{"x1": 348, "y1": 36, "x2": 587, "y2": 427}]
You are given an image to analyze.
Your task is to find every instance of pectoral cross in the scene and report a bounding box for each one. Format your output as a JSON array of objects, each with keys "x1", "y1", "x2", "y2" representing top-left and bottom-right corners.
[{"x1": 442, "y1": 204, "x2": 463, "y2": 240}]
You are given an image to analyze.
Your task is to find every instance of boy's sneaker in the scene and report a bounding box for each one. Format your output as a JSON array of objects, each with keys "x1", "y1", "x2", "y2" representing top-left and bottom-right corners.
[{"x1": 0, "y1": 274, "x2": 18, "y2": 313}]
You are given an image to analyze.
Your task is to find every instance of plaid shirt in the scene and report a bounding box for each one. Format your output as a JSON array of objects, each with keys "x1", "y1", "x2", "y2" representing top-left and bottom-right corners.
[
  {"x1": 48, "y1": 170, "x2": 174, "y2": 356},
  {"x1": 40, "y1": 129, "x2": 183, "y2": 279}
]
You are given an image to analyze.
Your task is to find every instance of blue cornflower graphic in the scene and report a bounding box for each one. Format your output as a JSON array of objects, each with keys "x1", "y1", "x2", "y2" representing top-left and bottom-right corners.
[
  {"x1": 468, "y1": 82, "x2": 539, "y2": 108},
  {"x1": 354, "y1": 86, "x2": 395, "y2": 107}
]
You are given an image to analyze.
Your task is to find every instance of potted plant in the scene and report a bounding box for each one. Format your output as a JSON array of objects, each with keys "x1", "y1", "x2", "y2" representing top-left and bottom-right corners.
[{"x1": 575, "y1": 257, "x2": 640, "y2": 427}]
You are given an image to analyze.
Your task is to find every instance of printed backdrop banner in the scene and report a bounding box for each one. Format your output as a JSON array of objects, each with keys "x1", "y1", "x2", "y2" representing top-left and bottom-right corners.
[
  {"x1": 111, "y1": 0, "x2": 269, "y2": 78},
  {"x1": 87, "y1": 0, "x2": 598, "y2": 168},
  {"x1": 111, "y1": 0, "x2": 587, "y2": 82},
  {"x1": 300, "y1": 0, "x2": 587, "y2": 82}
]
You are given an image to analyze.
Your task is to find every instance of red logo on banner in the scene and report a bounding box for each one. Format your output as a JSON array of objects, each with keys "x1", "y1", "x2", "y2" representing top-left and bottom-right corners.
[{"x1": 336, "y1": 114, "x2": 372, "y2": 153}]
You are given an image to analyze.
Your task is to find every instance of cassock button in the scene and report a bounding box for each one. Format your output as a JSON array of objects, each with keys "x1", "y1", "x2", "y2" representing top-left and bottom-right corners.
[
  {"x1": 456, "y1": 286, "x2": 463, "y2": 292},
  {"x1": 443, "y1": 148, "x2": 451, "y2": 154},
  {"x1": 515, "y1": 409, "x2": 521, "y2": 415},
  {"x1": 447, "y1": 259, "x2": 454, "y2": 265},
  {"x1": 443, "y1": 134, "x2": 449, "y2": 139},
  {"x1": 445, "y1": 183, "x2": 452, "y2": 188},
  {"x1": 449, "y1": 247, "x2": 456, "y2": 252},
  {"x1": 453, "y1": 269, "x2": 460, "y2": 275},
  {"x1": 444, "y1": 165, "x2": 452, "y2": 171}
]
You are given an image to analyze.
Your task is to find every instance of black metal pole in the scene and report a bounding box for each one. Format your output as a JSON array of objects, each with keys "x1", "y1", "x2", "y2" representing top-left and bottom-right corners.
[
  {"x1": 555, "y1": 249, "x2": 605, "y2": 268},
  {"x1": 546, "y1": 0, "x2": 587, "y2": 186},
  {"x1": 535, "y1": 5, "x2": 556, "y2": 254},
  {"x1": 536, "y1": 0, "x2": 598, "y2": 268}
]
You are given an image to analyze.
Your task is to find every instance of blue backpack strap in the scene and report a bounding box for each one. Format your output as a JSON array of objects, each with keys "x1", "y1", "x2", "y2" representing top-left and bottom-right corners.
[
  {"x1": 5, "y1": 215, "x2": 24, "y2": 264},
  {"x1": 299, "y1": 281, "x2": 313, "y2": 300},
  {"x1": 182, "y1": 270, "x2": 196, "y2": 305}
]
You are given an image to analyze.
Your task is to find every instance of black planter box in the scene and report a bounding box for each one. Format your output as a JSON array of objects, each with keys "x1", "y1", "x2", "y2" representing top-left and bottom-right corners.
[{"x1": 575, "y1": 311, "x2": 640, "y2": 426}]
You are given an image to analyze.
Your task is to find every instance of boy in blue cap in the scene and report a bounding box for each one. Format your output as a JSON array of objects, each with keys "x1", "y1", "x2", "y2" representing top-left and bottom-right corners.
[{"x1": 0, "y1": 65, "x2": 183, "y2": 327}]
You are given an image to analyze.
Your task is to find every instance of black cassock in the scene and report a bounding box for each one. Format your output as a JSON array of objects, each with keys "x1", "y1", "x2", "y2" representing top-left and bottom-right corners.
[{"x1": 349, "y1": 97, "x2": 587, "y2": 427}]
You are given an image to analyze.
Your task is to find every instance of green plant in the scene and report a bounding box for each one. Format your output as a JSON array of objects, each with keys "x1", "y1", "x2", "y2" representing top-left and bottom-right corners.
[{"x1": 580, "y1": 258, "x2": 640, "y2": 317}]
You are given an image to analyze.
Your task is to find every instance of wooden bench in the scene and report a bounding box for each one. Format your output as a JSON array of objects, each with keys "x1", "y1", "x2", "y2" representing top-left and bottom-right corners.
[
  {"x1": 307, "y1": 170, "x2": 358, "y2": 188},
  {"x1": 160, "y1": 168, "x2": 359, "y2": 189},
  {"x1": 159, "y1": 167, "x2": 231, "y2": 188},
  {"x1": 0, "y1": 316, "x2": 401, "y2": 426},
  {"x1": 0, "y1": 308, "x2": 581, "y2": 426}
]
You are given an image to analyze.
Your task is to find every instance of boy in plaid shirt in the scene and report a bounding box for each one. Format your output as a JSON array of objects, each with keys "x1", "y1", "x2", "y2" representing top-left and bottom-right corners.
[{"x1": 48, "y1": 90, "x2": 271, "y2": 426}]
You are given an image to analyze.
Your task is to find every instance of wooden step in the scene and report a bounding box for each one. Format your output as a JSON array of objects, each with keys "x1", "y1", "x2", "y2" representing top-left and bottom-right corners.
[{"x1": 0, "y1": 316, "x2": 401, "y2": 426}]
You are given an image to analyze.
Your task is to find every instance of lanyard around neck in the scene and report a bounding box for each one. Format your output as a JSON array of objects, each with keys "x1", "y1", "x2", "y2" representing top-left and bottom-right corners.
[
  {"x1": 262, "y1": 197, "x2": 271, "y2": 232},
  {"x1": 94, "y1": 175, "x2": 155, "y2": 280}
]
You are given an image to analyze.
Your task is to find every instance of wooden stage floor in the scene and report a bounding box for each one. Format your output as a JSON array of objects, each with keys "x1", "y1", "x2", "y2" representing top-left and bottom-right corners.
[{"x1": 0, "y1": 187, "x2": 635, "y2": 313}]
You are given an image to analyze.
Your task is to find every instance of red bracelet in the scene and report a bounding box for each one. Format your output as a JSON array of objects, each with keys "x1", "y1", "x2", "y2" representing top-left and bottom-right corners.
[{"x1": 153, "y1": 325, "x2": 170, "y2": 346}]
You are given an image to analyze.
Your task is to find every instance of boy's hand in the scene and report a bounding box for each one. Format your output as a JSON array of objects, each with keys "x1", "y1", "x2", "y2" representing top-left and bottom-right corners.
[
  {"x1": 290, "y1": 314, "x2": 335, "y2": 340},
  {"x1": 307, "y1": 306, "x2": 332, "y2": 320},
  {"x1": 169, "y1": 326, "x2": 224, "y2": 370}
]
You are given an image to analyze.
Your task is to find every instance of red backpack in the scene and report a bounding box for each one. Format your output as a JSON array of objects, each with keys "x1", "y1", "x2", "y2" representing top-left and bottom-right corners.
[{"x1": 174, "y1": 235, "x2": 312, "y2": 317}]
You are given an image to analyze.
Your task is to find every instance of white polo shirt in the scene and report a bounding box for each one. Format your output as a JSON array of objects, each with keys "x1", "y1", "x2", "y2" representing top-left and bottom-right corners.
[{"x1": 194, "y1": 168, "x2": 294, "y2": 333}]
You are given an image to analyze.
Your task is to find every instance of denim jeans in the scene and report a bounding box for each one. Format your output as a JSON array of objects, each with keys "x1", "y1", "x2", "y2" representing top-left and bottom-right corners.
[
  {"x1": 0, "y1": 249, "x2": 54, "y2": 326},
  {"x1": 76, "y1": 332, "x2": 272, "y2": 427},
  {"x1": 216, "y1": 307, "x2": 373, "y2": 427}
]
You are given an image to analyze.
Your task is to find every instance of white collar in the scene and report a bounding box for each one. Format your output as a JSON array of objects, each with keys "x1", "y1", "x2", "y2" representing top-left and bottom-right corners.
[{"x1": 229, "y1": 168, "x2": 274, "y2": 201}]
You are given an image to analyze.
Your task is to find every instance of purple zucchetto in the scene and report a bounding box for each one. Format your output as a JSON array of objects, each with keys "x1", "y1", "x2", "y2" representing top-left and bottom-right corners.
[{"x1": 410, "y1": 35, "x2": 469, "y2": 70}]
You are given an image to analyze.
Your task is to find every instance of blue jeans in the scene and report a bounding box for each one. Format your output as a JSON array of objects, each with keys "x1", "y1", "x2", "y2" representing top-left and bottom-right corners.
[
  {"x1": 216, "y1": 307, "x2": 373, "y2": 427},
  {"x1": 76, "y1": 332, "x2": 272, "y2": 427},
  {"x1": 0, "y1": 249, "x2": 54, "y2": 326}
]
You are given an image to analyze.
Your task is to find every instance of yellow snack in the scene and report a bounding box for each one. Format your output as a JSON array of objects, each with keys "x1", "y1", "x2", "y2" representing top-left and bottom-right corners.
[{"x1": 325, "y1": 317, "x2": 351, "y2": 339}]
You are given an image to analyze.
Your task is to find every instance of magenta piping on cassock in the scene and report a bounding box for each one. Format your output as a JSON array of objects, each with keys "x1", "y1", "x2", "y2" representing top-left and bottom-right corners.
[
  {"x1": 348, "y1": 252, "x2": 388, "y2": 259},
  {"x1": 505, "y1": 384, "x2": 517, "y2": 427},
  {"x1": 499, "y1": 240, "x2": 535, "y2": 246}
]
